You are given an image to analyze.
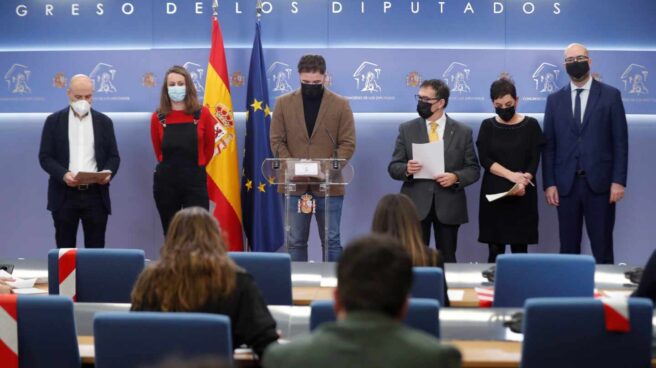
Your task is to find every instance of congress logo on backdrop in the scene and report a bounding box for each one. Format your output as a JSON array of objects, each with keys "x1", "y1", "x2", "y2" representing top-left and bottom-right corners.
[
  {"x1": 621, "y1": 64, "x2": 649, "y2": 95},
  {"x1": 267, "y1": 61, "x2": 294, "y2": 95},
  {"x1": 90, "y1": 63, "x2": 118, "y2": 93},
  {"x1": 183, "y1": 62, "x2": 205, "y2": 94},
  {"x1": 532, "y1": 62, "x2": 560, "y2": 93},
  {"x1": 5, "y1": 64, "x2": 32, "y2": 94},
  {"x1": 142, "y1": 72, "x2": 156, "y2": 88},
  {"x1": 442, "y1": 62, "x2": 471, "y2": 93},
  {"x1": 353, "y1": 61, "x2": 382, "y2": 93},
  {"x1": 231, "y1": 71, "x2": 244, "y2": 88},
  {"x1": 406, "y1": 71, "x2": 422, "y2": 87},
  {"x1": 53, "y1": 72, "x2": 67, "y2": 89}
]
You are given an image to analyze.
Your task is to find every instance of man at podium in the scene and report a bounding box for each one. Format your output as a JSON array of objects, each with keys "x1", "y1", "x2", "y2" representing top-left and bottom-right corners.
[{"x1": 270, "y1": 55, "x2": 356, "y2": 262}]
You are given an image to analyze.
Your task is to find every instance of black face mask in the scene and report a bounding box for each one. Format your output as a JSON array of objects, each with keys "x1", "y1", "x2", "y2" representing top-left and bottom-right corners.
[
  {"x1": 566, "y1": 61, "x2": 590, "y2": 81},
  {"x1": 417, "y1": 101, "x2": 435, "y2": 119},
  {"x1": 301, "y1": 83, "x2": 324, "y2": 99},
  {"x1": 496, "y1": 106, "x2": 516, "y2": 122}
]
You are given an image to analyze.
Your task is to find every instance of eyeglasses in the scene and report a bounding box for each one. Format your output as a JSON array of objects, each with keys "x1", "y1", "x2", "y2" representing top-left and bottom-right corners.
[
  {"x1": 414, "y1": 94, "x2": 439, "y2": 103},
  {"x1": 564, "y1": 55, "x2": 589, "y2": 63}
]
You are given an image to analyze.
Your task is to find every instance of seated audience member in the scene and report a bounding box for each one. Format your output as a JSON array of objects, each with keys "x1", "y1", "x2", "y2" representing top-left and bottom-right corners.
[
  {"x1": 263, "y1": 233, "x2": 462, "y2": 368},
  {"x1": 131, "y1": 207, "x2": 278, "y2": 358},
  {"x1": 633, "y1": 249, "x2": 656, "y2": 304},
  {"x1": 372, "y1": 193, "x2": 450, "y2": 306}
]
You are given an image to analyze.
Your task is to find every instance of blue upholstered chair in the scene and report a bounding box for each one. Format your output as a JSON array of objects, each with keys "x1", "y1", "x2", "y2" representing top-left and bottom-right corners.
[
  {"x1": 229, "y1": 252, "x2": 293, "y2": 305},
  {"x1": 493, "y1": 254, "x2": 595, "y2": 307},
  {"x1": 94, "y1": 312, "x2": 233, "y2": 368},
  {"x1": 412, "y1": 267, "x2": 446, "y2": 305},
  {"x1": 521, "y1": 297, "x2": 653, "y2": 368},
  {"x1": 48, "y1": 248, "x2": 145, "y2": 303},
  {"x1": 310, "y1": 298, "x2": 440, "y2": 337},
  {"x1": 17, "y1": 295, "x2": 80, "y2": 368}
]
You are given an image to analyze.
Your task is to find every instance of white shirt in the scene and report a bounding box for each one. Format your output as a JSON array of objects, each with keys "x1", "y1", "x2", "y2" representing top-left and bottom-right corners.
[
  {"x1": 570, "y1": 77, "x2": 593, "y2": 123},
  {"x1": 68, "y1": 108, "x2": 97, "y2": 173},
  {"x1": 426, "y1": 113, "x2": 447, "y2": 141}
]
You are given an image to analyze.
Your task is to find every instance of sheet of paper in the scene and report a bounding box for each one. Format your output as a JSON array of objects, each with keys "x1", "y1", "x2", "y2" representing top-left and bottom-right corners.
[
  {"x1": 12, "y1": 288, "x2": 47, "y2": 295},
  {"x1": 411, "y1": 141, "x2": 445, "y2": 179},
  {"x1": 74, "y1": 170, "x2": 111, "y2": 185},
  {"x1": 0, "y1": 269, "x2": 13, "y2": 279},
  {"x1": 6, "y1": 277, "x2": 36, "y2": 289},
  {"x1": 447, "y1": 289, "x2": 465, "y2": 302},
  {"x1": 485, "y1": 184, "x2": 519, "y2": 202}
]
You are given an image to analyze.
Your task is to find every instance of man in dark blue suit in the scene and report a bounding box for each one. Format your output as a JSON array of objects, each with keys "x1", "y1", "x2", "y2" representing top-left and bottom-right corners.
[
  {"x1": 542, "y1": 43, "x2": 628, "y2": 264},
  {"x1": 39, "y1": 74, "x2": 120, "y2": 248}
]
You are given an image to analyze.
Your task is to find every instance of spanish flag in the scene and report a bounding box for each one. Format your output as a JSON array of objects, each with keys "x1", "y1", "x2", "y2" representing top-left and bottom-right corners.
[{"x1": 203, "y1": 10, "x2": 244, "y2": 251}]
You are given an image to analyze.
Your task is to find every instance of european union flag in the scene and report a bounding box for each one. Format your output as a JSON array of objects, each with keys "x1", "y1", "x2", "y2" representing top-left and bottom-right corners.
[{"x1": 241, "y1": 21, "x2": 284, "y2": 252}]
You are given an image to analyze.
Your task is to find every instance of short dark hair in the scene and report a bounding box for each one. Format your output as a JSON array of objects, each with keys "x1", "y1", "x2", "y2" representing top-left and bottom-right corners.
[
  {"x1": 420, "y1": 79, "x2": 450, "y2": 108},
  {"x1": 297, "y1": 55, "x2": 326, "y2": 74},
  {"x1": 490, "y1": 77, "x2": 517, "y2": 101},
  {"x1": 337, "y1": 233, "x2": 413, "y2": 317}
]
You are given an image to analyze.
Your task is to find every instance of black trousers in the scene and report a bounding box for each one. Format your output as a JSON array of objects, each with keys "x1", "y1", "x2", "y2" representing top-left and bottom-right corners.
[
  {"x1": 52, "y1": 186, "x2": 108, "y2": 248},
  {"x1": 154, "y1": 163, "x2": 209, "y2": 234},
  {"x1": 557, "y1": 175, "x2": 615, "y2": 264},
  {"x1": 487, "y1": 243, "x2": 528, "y2": 263},
  {"x1": 420, "y1": 198, "x2": 460, "y2": 263}
]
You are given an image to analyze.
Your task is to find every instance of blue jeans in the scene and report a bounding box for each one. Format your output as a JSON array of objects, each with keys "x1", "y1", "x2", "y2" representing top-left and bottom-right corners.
[{"x1": 286, "y1": 195, "x2": 344, "y2": 262}]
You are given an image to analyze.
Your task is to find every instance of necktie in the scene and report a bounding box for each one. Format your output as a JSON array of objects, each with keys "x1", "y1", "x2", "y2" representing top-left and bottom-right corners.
[
  {"x1": 429, "y1": 121, "x2": 439, "y2": 142},
  {"x1": 574, "y1": 88, "x2": 583, "y2": 125}
]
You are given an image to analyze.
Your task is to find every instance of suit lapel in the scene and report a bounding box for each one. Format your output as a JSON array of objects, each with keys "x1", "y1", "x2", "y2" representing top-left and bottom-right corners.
[
  {"x1": 291, "y1": 90, "x2": 310, "y2": 141},
  {"x1": 562, "y1": 85, "x2": 580, "y2": 135},
  {"x1": 581, "y1": 79, "x2": 600, "y2": 133},
  {"x1": 91, "y1": 109, "x2": 101, "y2": 163},
  {"x1": 414, "y1": 118, "x2": 429, "y2": 144},
  {"x1": 443, "y1": 115, "x2": 456, "y2": 153},
  {"x1": 61, "y1": 107, "x2": 71, "y2": 166},
  {"x1": 310, "y1": 89, "x2": 331, "y2": 139}
]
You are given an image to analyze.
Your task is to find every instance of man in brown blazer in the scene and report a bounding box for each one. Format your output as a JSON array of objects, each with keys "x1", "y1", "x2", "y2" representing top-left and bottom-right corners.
[{"x1": 270, "y1": 55, "x2": 356, "y2": 262}]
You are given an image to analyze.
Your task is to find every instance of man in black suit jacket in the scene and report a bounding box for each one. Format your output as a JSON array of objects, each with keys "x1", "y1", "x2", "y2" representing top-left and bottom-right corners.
[
  {"x1": 39, "y1": 74, "x2": 120, "y2": 248},
  {"x1": 389, "y1": 79, "x2": 480, "y2": 262}
]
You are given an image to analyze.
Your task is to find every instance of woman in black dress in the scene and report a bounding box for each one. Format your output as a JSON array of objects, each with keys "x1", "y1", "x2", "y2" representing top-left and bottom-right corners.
[{"x1": 476, "y1": 78, "x2": 545, "y2": 262}]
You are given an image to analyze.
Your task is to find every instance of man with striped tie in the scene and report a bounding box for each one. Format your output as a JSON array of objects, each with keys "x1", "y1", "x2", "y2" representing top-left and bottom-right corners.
[{"x1": 388, "y1": 79, "x2": 480, "y2": 263}]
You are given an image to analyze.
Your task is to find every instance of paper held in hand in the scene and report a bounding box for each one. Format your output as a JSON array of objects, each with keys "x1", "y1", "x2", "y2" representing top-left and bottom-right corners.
[
  {"x1": 486, "y1": 183, "x2": 519, "y2": 202},
  {"x1": 74, "y1": 170, "x2": 111, "y2": 184},
  {"x1": 411, "y1": 141, "x2": 445, "y2": 179}
]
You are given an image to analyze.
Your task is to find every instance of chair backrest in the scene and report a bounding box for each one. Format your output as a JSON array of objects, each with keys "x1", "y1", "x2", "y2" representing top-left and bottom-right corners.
[
  {"x1": 310, "y1": 298, "x2": 440, "y2": 337},
  {"x1": 493, "y1": 254, "x2": 595, "y2": 307},
  {"x1": 521, "y1": 297, "x2": 653, "y2": 368},
  {"x1": 228, "y1": 252, "x2": 292, "y2": 305},
  {"x1": 412, "y1": 267, "x2": 446, "y2": 305},
  {"x1": 18, "y1": 295, "x2": 80, "y2": 368},
  {"x1": 94, "y1": 312, "x2": 233, "y2": 368},
  {"x1": 48, "y1": 248, "x2": 145, "y2": 302}
]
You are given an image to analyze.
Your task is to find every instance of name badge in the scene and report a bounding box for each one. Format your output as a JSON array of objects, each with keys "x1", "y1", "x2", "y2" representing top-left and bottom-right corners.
[{"x1": 294, "y1": 161, "x2": 319, "y2": 176}]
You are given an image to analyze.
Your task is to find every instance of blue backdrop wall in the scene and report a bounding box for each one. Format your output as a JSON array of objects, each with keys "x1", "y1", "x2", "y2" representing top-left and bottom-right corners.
[{"x1": 1, "y1": 0, "x2": 655, "y2": 263}]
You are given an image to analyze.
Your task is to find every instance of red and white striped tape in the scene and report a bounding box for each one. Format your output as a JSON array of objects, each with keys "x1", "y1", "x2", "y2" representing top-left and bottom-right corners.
[
  {"x1": 600, "y1": 297, "x2": 630, "y2": 333},
  {"x1": 474, "y1": 287, "x2": 494, "y2": 308},
  {"x1": 0, "y1": 294, "x2": 19, "y2": 368},
  {"x1": 58, "y1": 248, "x2": 77, "y2": 301}
]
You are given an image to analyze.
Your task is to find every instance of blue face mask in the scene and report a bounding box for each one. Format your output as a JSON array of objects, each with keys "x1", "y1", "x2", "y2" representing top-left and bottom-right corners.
[{"x1": 168, "y1": 86, "x2": 186, "y2": 102}]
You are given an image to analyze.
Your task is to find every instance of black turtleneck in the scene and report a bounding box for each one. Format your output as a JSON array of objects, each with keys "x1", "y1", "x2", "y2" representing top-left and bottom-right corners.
[{"x1": 303, "y1": 90, "x2": 323, "y2": 137}]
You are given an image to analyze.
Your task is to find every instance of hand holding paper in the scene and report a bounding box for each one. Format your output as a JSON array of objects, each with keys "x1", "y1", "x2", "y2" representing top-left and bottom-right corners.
[{"x1": 74, "y1": 170, "x2": 112, "y2": 185}]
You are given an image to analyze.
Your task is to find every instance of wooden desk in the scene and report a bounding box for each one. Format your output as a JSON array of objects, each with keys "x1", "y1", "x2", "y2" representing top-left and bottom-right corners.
[{"x1": 292, "y1": 286, "x2": 480, "y2": 308}]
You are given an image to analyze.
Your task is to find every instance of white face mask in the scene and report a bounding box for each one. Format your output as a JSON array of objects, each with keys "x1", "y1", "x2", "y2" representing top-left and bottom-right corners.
[{"x1": 71, "y1": 100, "x2": 91, "y2": 116}]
